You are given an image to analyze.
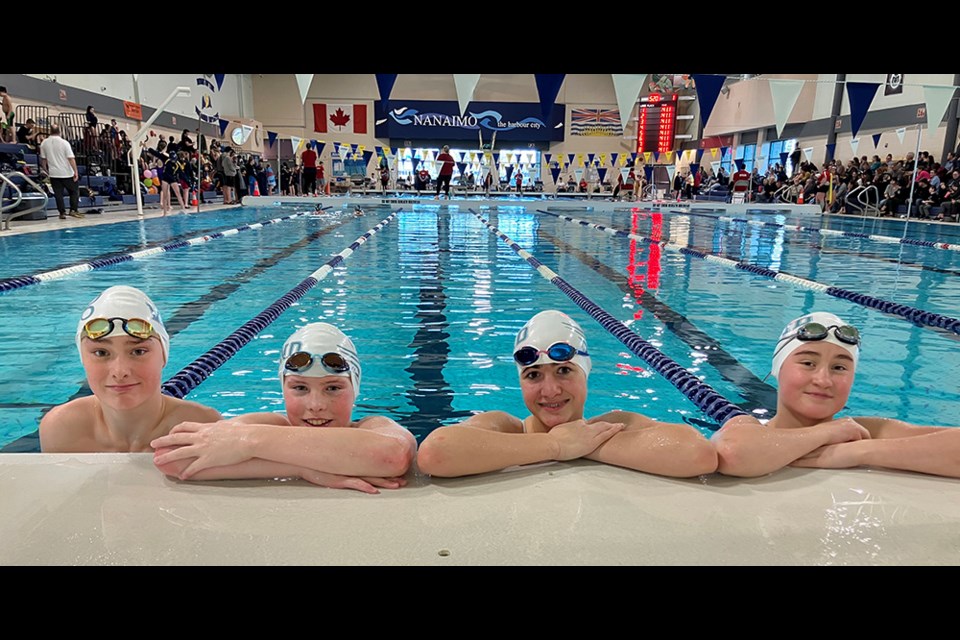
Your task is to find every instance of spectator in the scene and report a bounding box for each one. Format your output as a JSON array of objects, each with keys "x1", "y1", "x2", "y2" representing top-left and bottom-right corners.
[
  {"x1": 301, "y1": 143, "x2": 318, "y2": 196},
  {"x1": 434, "y1": 145, "x2": 455, "y2": 199},
  {"x1": 0, "y1": 85, "x2": 14, "y2": 143},
  {"x1": 85, "y1": 105, "x2": 98, "y2": 128},
  {"x1": 39, "y1": 123, "x2": 81, "y2": 219},
  {"x1": 280, "y1": 161, "x2": 291, "y2": 195},
  {"x1": 221, "y1": 147, "x2": 238, "y2": 205},
  {"x1": 16, "y1": 118, "x2": 40, "y2": 151},
  {"x1": 379, "y1": 163, "x2": 390, "y2": 191},
  {"x1": 317, "y1": 159, "x2": 326, "y2": 195}
]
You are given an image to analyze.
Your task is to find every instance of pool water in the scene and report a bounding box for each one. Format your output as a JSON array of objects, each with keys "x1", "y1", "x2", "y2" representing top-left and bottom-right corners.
[{"x1": 2, "y1": 203, "x2": 958, "y2": 450}]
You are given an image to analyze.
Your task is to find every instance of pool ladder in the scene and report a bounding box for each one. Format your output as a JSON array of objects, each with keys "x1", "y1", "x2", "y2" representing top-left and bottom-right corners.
[{"x1": 1, "y1": 171, "x2": 49, "y2": 231}]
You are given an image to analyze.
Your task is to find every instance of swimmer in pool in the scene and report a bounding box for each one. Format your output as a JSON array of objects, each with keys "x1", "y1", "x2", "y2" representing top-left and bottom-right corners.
[
  {"x1": 354, "y1": 206, "x2": 364, "y2": 217},
  {"x1": 151, "y1": 322, "x2": 417, "y2": 493},
  {"x1": 712, "y1": 312, "x2": 960, "y2": 478},
  {"x1": 416, "y1": 310, "x2": 717, "y2": 478},
  {"x1": 39, "y1": 285, "x2": 222, "y2": 452}
]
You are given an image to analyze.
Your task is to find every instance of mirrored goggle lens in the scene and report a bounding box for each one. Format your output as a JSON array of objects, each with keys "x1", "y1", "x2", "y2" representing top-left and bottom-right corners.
[
  {"x1": 796, "y1": 322, "x2": 828, "y2": 341},
  {"x1": 284, "y1": 351, "x2": 350, "y2": 374},
  {"x1": 83, "y1": 317, "x2": 154, "y2": 340},
  {"x1": 834, "y1": 325, "x2": 861, "y2": 345}
]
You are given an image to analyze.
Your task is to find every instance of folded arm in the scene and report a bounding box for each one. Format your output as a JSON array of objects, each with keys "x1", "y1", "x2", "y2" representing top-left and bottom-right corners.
[
  {"x1": 151, "y1": 414, "x2": 415, "y2": 480},
  {"x1": 792, "y1": 418, "x2": 960, "y2": 478},
  {"x1": 712, "y1": 416, "x2": 870, "y2": 477},
  {"x1": 583, "y1": 411, "x2": 717, "y2": 477}
]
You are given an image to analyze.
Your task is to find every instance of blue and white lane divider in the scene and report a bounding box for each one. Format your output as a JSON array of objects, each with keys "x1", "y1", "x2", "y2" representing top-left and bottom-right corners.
[
  {"x1": 470, "y1": 209, "x2": 747, "y2": 425},
  {"x1": 0, "y1": 209, "x2": 330, "y2": 294},
  {"x1": 538, "y1": 209, "x2": 960, "y2": 336},
  {"x1": 629, "y1": 206, "x2": 960, "y2": 252},
  {"x1": 162, "y1": 209, "x2": 400, "y2": 398}
]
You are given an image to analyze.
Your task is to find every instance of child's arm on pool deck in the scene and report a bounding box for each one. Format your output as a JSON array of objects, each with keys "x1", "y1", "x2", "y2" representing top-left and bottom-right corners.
[
  {"x1": 582, "y1": 411, "x2": 717, "y2": 477},
  {"x1": 153, "y1": 450, "x2": 406, "y2": 494},
  {"x1": 416, "y1": 411, "x2": 624, "y2": 477},
  {"x1": 791, "y1": 418, "x2": 960, "y2": 478},
  {"x1": 151, "y1": 414, "x2": 415, "y2": 480},
  {"x1": 712, "y1": 415, "x2": 871, "y2": 477}
]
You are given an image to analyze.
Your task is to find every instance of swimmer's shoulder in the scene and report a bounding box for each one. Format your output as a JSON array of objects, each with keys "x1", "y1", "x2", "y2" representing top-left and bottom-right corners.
[
  {"x1": 39, "y1": 396, "x2": 98, "y2": 452},
  {"x1": 162, "y1": 397, "x2": 222, "y2": 427},
  {"x1": 461, "y1": 410, "x2": 524, "y2": 434}
]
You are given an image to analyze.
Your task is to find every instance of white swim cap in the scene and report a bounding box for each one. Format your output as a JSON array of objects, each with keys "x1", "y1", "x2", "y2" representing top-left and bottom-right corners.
[
  {"x1": 76, "y1": 285, "x2": 170, "y2": 364},
  {"x1": 771, "y1": 312, "x2": 860, "y2": 380},
  {"x1": 279, "y1": 322, "x2": 362, "y2": 398},
  {"x1": 514, "y1": 310, "x2": 591, "y2": 377}
]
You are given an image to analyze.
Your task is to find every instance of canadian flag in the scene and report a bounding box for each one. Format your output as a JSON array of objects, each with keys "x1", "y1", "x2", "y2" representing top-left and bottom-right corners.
[{"x1": 314, "y1": 103, "x2": 367, "y2": 134}]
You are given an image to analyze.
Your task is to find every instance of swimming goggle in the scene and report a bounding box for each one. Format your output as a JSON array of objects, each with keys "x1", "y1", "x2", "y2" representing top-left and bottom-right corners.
[
  {"x1": 82, "y1": 317, "x2": 156, "y2": 341},
  {"x1": 773, "y1": 322, "x2": 861, "y2": 358},
  {"x1": 283, "y1": 351, "x2": 351, "y2": 374},
  {"x1": 513, "y1": 342, "x2": 589, "y2": 367}
]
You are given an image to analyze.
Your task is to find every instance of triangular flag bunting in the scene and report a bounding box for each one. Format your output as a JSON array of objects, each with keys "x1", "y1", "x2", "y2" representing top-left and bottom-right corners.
[
  {"x1": 295, "y1": 74, "x2": 313, "y2": 105},
  {"x1": 872, "y1": 133, "x2": 882, "y2": 148},
  {"x1": 375, "y1": 74, "x2": 398, "y2": 116},
  {"x1": 695, "y1": 149, "x2": 705, "y2": 163},
  {"x1": 587, "y1": 153, "x2": 595, "y2": 166},
  {"x1": 710, "y1": 147, "x2": 719, "y2": 158},
  {"x1": 454, "y1": 74, "x2": 481, "y2": 116},
  {"x1": 896, "y1": 127, "x2": 906, "y2": 143},
  {"x1": 620, "y1": 166, "x2": 631, "y2": 181},
  {"x1": 768, "y1": 79, "x2": 805, "y2": 138},
  {"x1": 710, "y1": 160, "x2": 721, "y2": 175},
  {"x1": 550, "y1": 165, "x2": 562, "y2": 184},
  {"x1": 849, "y1": 137, "x2": 860, "y2": 157},
  {"x1": 779, "y1": 151, "x2": 788, "y2": 167},
  {"x1": 456, "y1": 162, "x2": 467, "y2": 176},
  {"x1": 922, "y1": 84, "x2": 956, "y2": 132},
  {"x1": 567, "y1": 153, "x2": 576, "y2": 166},
  {"x1": 643, "y1": 151, "x2": 652, "y2": 163},
  {"x1": 362, "y1": 150, "x2": 374, "y2": 167},
  {"x1": 315, "y1": 141, "x2": 326, "y2": 157},
  {"x1": 219, "y1": 118, "x2": 230, "y2": 137},
  {"x1": 611, "y1": 74, "x2": 646, "y2": 132},
  {"x1": 802, "y1": 147, "x2": 813, "y2": 161},
  {"x1": 544, "y1": 153, "x2": 552, "y2": 165},
  {"x1": 610, "y1": 153, "x2": 619, "y2": 168},
  {"x1": 597, "y1": 167, "x2": 607, "y2": 183},
  {"x1": 691, "y1": 74, "x2": 727, "y2": 128},
  {"x1": 643, "y1": 165, "x2": 654, "y2": 182},
  {"x1": 290, "y1": 136, "x2": 302, "y2": 153},
  {"x1": 825, "y1": 143, "x2": 836, "y2": 161},
  {"x1": 665, "y1": 165, "x2": 676, "y2": 182},
  {"x1": 845, "y1": 81, "x2": 880, "y2": 139},
  {"x1": 534, "y1": 74, "x2": 565, "y2": 121},
  {"x1": 214, "y1": 74, "x2": 225, "y2": 91},
  {"x1": 267, "y1": 131, "x2": 277, "y2": 148},
  {"x1": 573, "y1": 168, "x2": 584, "y2": 181}
]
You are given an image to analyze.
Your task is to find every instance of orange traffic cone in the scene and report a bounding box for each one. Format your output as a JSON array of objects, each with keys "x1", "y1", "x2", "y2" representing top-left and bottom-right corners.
[
  {"x1": 253, "y1": 181, "x2": 261, "y2": 197},
  {"x1": 797, "y1": 191, "x2": 804, "y2": 204},
  {"x1": 190, "y1": 190, "x2": 198, "y2": 206},
  {"x1": 324, "y1": 180, "x2": 330, "y2": 196}
]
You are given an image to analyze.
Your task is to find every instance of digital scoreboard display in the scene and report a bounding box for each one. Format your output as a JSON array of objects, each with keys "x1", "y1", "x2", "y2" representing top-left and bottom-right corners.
[{"x1": 636, "y1": 93, "x2": 678, "y2": 156}]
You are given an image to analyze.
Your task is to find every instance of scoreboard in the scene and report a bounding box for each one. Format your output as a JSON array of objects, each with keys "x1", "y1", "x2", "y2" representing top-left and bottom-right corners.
[{"x1": 636, "y1": 93, "x2": 678, "y2": 155}]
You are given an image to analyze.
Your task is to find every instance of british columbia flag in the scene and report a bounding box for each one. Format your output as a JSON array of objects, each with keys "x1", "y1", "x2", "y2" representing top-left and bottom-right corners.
[{"x1": 570, "y1": 108, "x2": 623, "y2": 136}]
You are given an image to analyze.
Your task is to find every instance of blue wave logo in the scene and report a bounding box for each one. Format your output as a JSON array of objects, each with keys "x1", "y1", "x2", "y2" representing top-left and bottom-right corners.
[{"x1": 389, "y1": 107, "x2": 418, "y2": 124}]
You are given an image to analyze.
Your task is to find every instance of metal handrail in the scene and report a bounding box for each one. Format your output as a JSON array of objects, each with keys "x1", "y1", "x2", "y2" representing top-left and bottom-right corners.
[
  {"x1": 0, "y1": 173, "x2": 24, "y2": 213},
  {"x1": 844, "y1": 184, "x2": 879, "y2": 216},
  {"x1": 774, "y1": 183, "x2": 794, "y2": 203},
  {"x1": 2, "y1": 171, "x2": 50, "y2": 230}
]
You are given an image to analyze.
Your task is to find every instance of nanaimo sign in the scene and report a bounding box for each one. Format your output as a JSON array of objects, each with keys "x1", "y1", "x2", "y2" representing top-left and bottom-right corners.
[{"x1": 374, "y1": 100, "x2": 565, "y2": 142}]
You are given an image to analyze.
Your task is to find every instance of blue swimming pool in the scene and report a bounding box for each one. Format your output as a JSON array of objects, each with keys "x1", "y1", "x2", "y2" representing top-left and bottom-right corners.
[{"x1": 2, "y1": 203, "x2": 958, "y2": 450}]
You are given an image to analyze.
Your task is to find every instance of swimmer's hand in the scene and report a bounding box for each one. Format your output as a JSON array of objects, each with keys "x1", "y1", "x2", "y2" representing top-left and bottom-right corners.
[
  {"x1": 790, "y1": 441, "x2": 868, "y2": 469},
  {"x1": 298, "y1": 469, "x2": 407, "y2": 494},
  {"x1": 548, "y1": 419, "x2": 625, "y2": 461},
  {"x1": 817, "y1": 418, "x2": 871, "y2": 445},
  {"x1": 151, "y1": 420, "x2": 257, "y2": 478}
]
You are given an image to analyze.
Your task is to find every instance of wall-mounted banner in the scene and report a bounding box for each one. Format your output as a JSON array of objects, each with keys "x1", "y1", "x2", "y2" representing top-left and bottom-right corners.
[
  {"x1": 570, "y1": 108, "x2": 622, "y2": 136},
  {"x1": 374, "y1": 100, "x2": 565, "y2": 142}
]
